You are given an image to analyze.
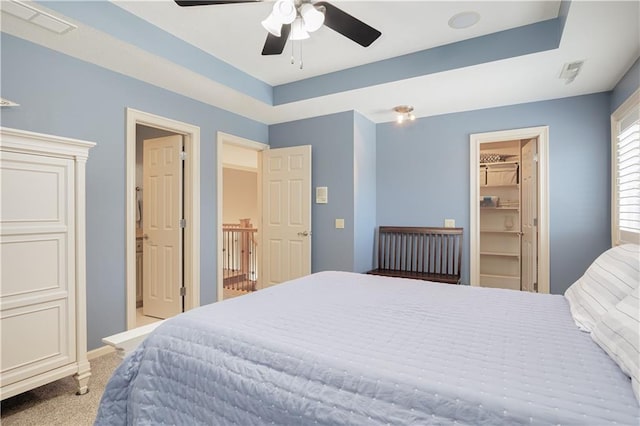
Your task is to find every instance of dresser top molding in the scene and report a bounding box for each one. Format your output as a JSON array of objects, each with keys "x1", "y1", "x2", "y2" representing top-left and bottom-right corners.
[{"x1": 1, "y1": 127, "x2": 96, "y2": 160}]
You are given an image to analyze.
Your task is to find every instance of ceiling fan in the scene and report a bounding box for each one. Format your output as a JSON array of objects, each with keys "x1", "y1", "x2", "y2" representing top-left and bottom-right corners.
[{"x1": 174, "y1": 0, "x2": 382, "y2": 56}]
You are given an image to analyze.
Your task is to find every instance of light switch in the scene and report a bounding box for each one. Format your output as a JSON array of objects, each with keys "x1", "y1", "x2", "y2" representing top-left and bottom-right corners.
[
  {"x1": 316, "y1": 187, "x2": 328, "y2": 204},
  {"x1": 335, "y1": 218, "x2": 345, "y2": 229},
  {"x1": 444, "y1": 219, "x2": 455, "y2": 228}
]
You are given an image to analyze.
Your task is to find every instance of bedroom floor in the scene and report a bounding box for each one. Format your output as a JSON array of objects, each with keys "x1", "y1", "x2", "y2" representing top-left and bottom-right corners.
[
  {"x1": 136, "y1": 307, "x2": 161, "y2": 326},
  {"x1": 0, "y1": 353, "x2": 120, "y2": 426},
  {"x1": 136, "y1": 291, "x2": 249, "y2": 329}
]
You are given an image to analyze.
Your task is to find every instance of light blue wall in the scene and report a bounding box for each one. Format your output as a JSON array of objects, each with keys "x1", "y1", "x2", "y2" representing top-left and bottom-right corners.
[
  {"x1": 269, "y1": 112, "x2": 355, "y2": 273},
  {"x1": 377, "y1": 93, "x2": 612, "y2": 294},
  {"x1": 0, "y1": 34, "x2": 268, "y2": 350},
  {"x1": 39, "y1": 1, "x2": 272, "y2": 104},
  {"x1": 353, "y1": 112, "x2": 377, "y2": 272},
  {"x1": 611, "y1": 57, "x2": 640, "y2": 113},
  {"x1": 269, "y1": 111, "x2": 376, "y2": 274},
  {"x1": 2, "y1": 27, "x2": 632, "y2": 349}
]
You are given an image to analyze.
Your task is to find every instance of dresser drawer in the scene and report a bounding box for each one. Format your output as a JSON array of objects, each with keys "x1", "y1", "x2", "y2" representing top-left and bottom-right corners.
[
  {"x1": 136, "y1": 239, "x2": 143, "y2": 253},
  {"x1": 1, "y1": 299, "x2": 74, "y2": 387}
]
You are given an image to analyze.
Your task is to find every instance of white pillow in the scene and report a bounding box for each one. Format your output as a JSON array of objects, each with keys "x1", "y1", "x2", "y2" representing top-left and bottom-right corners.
[
  {"x1": 564, "y1": 244, "x2": 640, "y2": 332},
  {"x1": 591, "y1": 288, "x2": 640, "y2": 404}
]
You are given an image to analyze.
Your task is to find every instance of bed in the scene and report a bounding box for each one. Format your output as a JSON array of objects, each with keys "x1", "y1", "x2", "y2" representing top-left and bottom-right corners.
[{"x1": 96, "y1": 266, "x2": 639, "y2": 424}]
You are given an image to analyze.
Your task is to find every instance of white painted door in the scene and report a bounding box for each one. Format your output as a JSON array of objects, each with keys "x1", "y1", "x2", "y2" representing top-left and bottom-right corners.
[
  {"x1": 521, "y1": 138, "x2": 538, "y2": 292},
  {"x1": 262, "y1": 145, "x2": 312, "y2": 286},
  {"x1": 143, "y1": 135, "x2": 183, "y2": 318}
]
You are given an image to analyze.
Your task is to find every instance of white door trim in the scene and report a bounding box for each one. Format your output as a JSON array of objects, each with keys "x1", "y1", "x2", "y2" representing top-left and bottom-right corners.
[
  {"x1": 469, "y1": 126, "x2": 550, "y2": 294},
  {"x1": 126, "y1": 108, "x2": 201, "y2": 330},
  {"x1": 216, "y1": 131, "x2": 268, "y2": 302}
]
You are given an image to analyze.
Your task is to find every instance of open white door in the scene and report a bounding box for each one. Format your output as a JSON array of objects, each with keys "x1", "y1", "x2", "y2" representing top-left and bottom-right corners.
[
  {"x1": 143, "y1": 135, "x2": 184, "y2": 318},
  {"x1": 262, "y1": 145, "x2": 312, "y2": 286},
  {"x1": 521, "y1": 138, "x2": 538, "y2": 292}
]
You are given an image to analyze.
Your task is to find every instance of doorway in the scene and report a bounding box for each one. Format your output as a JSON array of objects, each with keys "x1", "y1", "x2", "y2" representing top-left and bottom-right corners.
[
  {"x1": 135, "y1": 126, "x2": 180, "y2": 325},
  {"x1": 222, "y1": 144, "x2": 262, "y2": 300},
  {"x1": 216, "y1": 133, "x2": 313, "y2": 302},
  {"x1": 126, "y1": 108, "x2": 201, "y2": 330},
  {"x1": 470, "y1": 126, "x2": 549, "y2": 293},
  {"x1": 217, "y1": 132, "x2": 268, "y2": 301}
]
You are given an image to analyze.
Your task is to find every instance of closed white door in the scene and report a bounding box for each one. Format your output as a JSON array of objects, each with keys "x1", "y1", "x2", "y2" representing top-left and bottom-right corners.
[
  {"x1": 262, "y1": 146, "x2": 312, "y2": 286},
  {"x1": 521, "y1": 138, "x2": 538, "y2": 292},
  {"x1": 143, "y1": 135, "x2": 183, "y2": 318}
]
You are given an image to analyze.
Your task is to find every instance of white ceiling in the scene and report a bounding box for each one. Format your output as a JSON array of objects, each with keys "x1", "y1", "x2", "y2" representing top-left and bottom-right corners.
[
  {"x1": 1, "y1": 1, "x2": 639, "y2": 124},
  {"x1": 114, "y1": 0, "x2": 561, "y2": 86}
]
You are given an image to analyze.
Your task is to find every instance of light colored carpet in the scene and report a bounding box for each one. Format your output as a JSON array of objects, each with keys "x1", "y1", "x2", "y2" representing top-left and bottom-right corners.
[{"x1": 0, "y1": 353, "x2": 121, "y2": 426}]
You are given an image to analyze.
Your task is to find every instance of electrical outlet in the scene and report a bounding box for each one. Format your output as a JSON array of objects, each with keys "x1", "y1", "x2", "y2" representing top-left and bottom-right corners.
[{"x1": 444, "y1": 219, "x2": 455, "y2": 228}]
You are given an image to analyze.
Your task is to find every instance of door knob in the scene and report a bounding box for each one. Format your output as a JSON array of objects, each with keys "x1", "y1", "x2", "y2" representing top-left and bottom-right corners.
[
  {"x1": 143, "y1": 234, "x2": 149, "y2": 240},
  {"x1": 297, "y1": 231, "x2": 310, "y2": 237}
]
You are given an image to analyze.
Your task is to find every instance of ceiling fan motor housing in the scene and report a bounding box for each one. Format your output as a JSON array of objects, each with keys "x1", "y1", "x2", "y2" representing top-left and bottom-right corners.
[{"x1": 174, "y1": 0, "x2": 382, "y2": 56}]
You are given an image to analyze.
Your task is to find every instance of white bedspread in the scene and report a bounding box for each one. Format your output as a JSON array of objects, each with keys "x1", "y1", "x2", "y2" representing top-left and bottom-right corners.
[{"x1": 95, "y1": 271, "x2": 640, "y2": 425}]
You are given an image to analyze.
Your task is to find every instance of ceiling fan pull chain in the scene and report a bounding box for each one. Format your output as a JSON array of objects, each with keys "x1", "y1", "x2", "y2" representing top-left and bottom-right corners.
[
  {"x1": 299, "y1": 42, "x2": 304, "y2": 70},
  {"x1": 290, "y1": 40, "x2": 295, "y2": 65}
]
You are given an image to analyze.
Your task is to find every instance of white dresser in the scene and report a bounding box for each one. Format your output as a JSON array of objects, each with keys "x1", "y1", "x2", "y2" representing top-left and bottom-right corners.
[{"x1": 1, "y1": 127, "x2": 94, "y2": 400}]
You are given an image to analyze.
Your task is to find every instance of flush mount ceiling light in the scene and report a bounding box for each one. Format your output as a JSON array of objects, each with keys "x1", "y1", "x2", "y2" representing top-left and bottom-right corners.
[
  {"x1": 394, "y1": 105, "x2": 416, "y2": 124},
  {"x1": 448, "y1": 11, "x2": 480, "y2": 29},
  {"x1": 2, "y1": 0, "x2": 77, "y2": 34}
]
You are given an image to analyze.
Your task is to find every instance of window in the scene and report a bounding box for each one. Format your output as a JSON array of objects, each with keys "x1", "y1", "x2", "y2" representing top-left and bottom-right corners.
[{"x1": 612, "y1": 88, "x2": 640, "y2": 245}]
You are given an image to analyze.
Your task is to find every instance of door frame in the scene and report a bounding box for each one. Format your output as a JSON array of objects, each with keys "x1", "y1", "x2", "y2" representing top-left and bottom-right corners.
[
  {"x1": 126, "y1": 108, "x2": 201, "y2": 329},
  {"x1": 469, "y1": 126, "x2": 550, "y2": 293},
  {"x1": 216, "y1": 131, "x2": 268, "y2": 302}
]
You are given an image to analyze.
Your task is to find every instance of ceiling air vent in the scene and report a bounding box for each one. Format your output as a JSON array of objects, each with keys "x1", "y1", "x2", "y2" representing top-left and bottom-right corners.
[
  {"x1": 559, "y1": 60, "x2": 584, "y2": 84},
  {"x1": 1, "y1": 1, "x2": 77, "y2": 34}
]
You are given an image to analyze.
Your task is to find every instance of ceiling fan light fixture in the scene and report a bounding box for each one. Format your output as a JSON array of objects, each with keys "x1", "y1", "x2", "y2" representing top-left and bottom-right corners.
[
  {"x1": 290, "y1": 17, "x2": 310, "y2": 40},
  {"x1": 272, "y1": 0, "x2": 296, "y2": 25},
  {"x1": 261, "y1": 13, "x2": 282, "y2": 37},
  {"x1": 300, "y1": 3, "x2": 324, "y2": 33}
]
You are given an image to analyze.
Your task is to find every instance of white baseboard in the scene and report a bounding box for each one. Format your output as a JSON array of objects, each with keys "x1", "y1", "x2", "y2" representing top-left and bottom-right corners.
[{"x1": 87, "y1": 345, "x2": 115, "y2": 360}]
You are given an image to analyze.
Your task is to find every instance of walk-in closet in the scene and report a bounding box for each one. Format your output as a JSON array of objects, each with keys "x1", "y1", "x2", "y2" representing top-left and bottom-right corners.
[{"x1": 479, "y1": 138, "x2": 538, "y2": 292}]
